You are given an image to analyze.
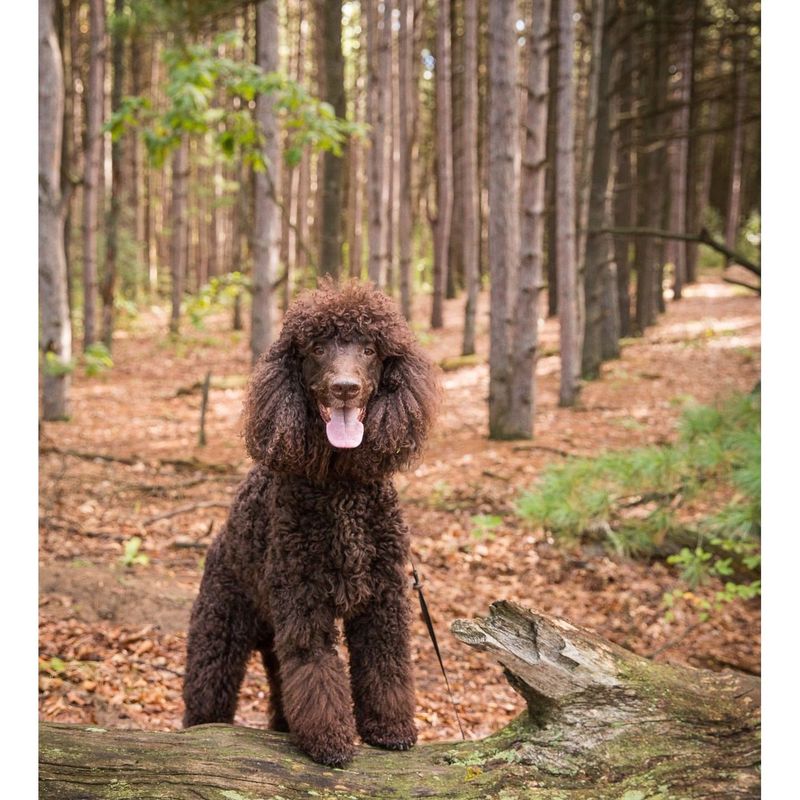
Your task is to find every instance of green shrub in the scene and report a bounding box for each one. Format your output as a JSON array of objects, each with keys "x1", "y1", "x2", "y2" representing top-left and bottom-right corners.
[{"x1": 516, "y1": 393, "x2": 760, "y2": 611}]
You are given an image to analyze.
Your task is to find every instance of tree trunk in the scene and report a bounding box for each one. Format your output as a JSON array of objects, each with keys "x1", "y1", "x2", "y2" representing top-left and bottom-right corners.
[
  {"x1": 431, "y1": 0, "x2": 453, "y2": 330},
  {"x1": 39, "y1": 601, "x2": 760, "y2": 799},
  {"x1": 447, "y1": 0, "x2": 464, "y2": 302},
  {"x1": 366, "y1": 0, "x2": 389, "y2": 288},
  {"x1": 58, "y1": 0, "x2": 74, "y2": 315},
  {"x1": 347, "y1": 76, "x2": 364, "y2": 282},
  {"x1": 251, "y1": 0, "x2": 281, "y2": 361},
  {"x1": 39, "y1": 0, "x2": 72, "y2": 421},
  {"x1": 683, "y1": 0, "x2": 701, "y2": 285},
  {"x1": 100, "y1": 0, "x2": 125, "y2": 351},
  {"x1": 580, "y1": 0, "x2": 614, "y2": 380},
  {"x1": 487, "y1": 0, "x2": 518, "y2": 438},
  {"x1": 129, "y1": 29, "x2": 149, "y2": 298},
  {"x1": 81, "y1": 0, "x2": 105, "y2": 350},
  {"x1": 668, "y1": 11, "x2": 691, "y2": 301},
  {"x1": 545, "y1": 0, "x2": 559, "y2": 318},
  {"x1": 460, "y1": 0, "x2": 480, "y2": 355},
  {"x1": 398, "y1": 0, "x2": 414, "y2": 318},
  {"x1": 316, "y1": 0, "x2": 346, "y2": 280},
  {"x1": 506, "y1": 0, "x2": 551, "y2": 438},
  {"x1": 652, "y1": 0, "x2": 669, "y2": 316},
  {"x1": 612, "y1": 6, "x2": 633, "y2": 338},
  {"x1": 555, "y1": 0, "x2": 579, "y2": 407},
  {"x1": 169, "y1": 137, "x2": 189, "y2": 335},
  {"x1": 577, "y1": 0, "x2": 604, "y2": 270},
  {"x1": 725, "y1": 37, "x2": 747, "y2": 263},
  {"x1": 386, "y1": 0, "x2": 399, "y2": 294},
  {"x1": 634, "y1": 11, "x2": 658, "y2": 333}
]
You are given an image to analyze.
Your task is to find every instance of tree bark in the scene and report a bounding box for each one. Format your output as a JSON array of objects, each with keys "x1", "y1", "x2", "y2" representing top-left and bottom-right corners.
[
  {"x1": 460, "y1": 0, "x2": 480, "y2": 355},
  {"x1": 316, "y1": 0, "x2": 346, "y2": 280},
  {"x1": 580, "y1": 0, "x2": 614, "y2": 380},
  {"x1": 39, "y1": 601, "x2": 760, "y2": 799},
  {"x1": 506, "y1": 0, "x2": 551, "y2": 438},
  {"x1": 398, "y1": 0, "x2": 415, "y2": 318},
  {"x1": 725, "y1": 35, "x2": 747, "y2": 263},
  {"x1": 251, "y1": 0, "x2": 281, "y2": 361},
  {"x1": 386, "y1": 0, "x2": 399, "y2": 294},
  {"x1": 545, "y1": 0, "x2": 559, "y2": 318},
  {"x1": 555, "y1": 0, "x2": 580, "y2": 406},
  {"x1": 169, "y1": 137, "x2": 189, "y2": 335},
  {"x1": 683, "y1": 0, "x2": 701, "y2": 285},
  {"x1": 39, "y1": 0, "x2": 72, "y2": 421},
  {"x1": 81, "y1": 0, "x2": 106, "y2": 350},
  {"x1": 612, "y1": 5, "x2": 633, "y2": 338},
  {"x1": 100, "y1": 0, "x2": 125, "y2": 351},
  {"x1": 487, "y1": 0, "x2": 519, "y2": 438},
  {"x1": 447, "y1": 0, "x2": 464, "y2": 301},
  {"x1": 130, "y1": 29, "x2": 149, "y2": 298},
  {"x1": 366, "y1": 0, "x2": 390, "y2": 288},
  {"x1": 431, "y1": 0, "x2": 453, "y2": 330},
  {"x1": 634, "y1": 10, "x2": 659, "y2": 333},
  {"x1": 58, "y1": 0, "x2": 75, "y2": 314}
]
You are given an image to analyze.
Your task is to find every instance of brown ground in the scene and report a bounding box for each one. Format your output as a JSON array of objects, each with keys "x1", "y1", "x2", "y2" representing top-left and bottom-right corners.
[{"x1": 39, "y1": 276, "x2": 761, "y2": 743}]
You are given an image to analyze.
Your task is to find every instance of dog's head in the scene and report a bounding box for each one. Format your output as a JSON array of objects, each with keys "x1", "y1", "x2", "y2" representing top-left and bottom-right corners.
[{"x1": 243, "y1": 281, "x2": 440, "y2": 481}]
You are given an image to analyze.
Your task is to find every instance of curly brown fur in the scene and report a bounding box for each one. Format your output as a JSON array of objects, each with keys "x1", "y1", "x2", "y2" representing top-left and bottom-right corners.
[{"x1": 183, "y1": 281, "x2": 439, "y2": 767}]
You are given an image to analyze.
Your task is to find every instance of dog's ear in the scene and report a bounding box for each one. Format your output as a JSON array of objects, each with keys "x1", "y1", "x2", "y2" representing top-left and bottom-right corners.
[
  {"x1": 363, "y1": 343, "x2": 440, "y2": 468},
  {"x1": 242, "y1": 330, "x2": 311, "y2": 471}
]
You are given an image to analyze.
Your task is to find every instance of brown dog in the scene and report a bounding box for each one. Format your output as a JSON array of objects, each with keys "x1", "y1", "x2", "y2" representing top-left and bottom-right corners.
[{"x1": 182, "y1": 281, "x2": 439, "y2": 766}]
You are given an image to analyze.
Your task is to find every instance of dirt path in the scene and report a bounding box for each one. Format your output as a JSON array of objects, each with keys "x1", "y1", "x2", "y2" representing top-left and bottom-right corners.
[{"x1": 39, "y1": 277, "x2": 760, "y2": 741}]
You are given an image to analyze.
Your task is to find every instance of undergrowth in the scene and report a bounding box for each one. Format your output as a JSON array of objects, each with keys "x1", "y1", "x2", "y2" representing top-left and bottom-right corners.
[{"x1": 517, "y1": 391, "x2": 760, "y2": 615}]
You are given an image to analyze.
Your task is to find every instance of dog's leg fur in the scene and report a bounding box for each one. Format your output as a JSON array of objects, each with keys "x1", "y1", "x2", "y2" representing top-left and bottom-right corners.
[
  {"x1": 257, "y1": 630, "x2": 289, "y2": 732},
  {"x1": 345, "y1": 573, "x2": 417, "y2": 751},
  {"x1": 183, "y1": 551, "x2": 255, "y2": 727},
  {"x1": 271, "y1": 602, "x2": 357, "y2": 767}
]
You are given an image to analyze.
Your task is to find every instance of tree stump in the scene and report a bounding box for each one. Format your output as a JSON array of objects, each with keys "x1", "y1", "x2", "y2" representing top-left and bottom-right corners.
[{"x1": 39, "y1": 601, "x2": 760, "y2": 799}]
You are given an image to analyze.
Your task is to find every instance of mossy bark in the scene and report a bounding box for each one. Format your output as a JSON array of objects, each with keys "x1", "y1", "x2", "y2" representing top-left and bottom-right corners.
[{"x1": 39, "y1": 602, "x2": 760, "y2": 799}]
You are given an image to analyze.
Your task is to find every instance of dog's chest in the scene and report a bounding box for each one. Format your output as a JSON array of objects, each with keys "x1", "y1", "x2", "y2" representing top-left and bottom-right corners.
[{"x1": 321, "y1": 494, "x2": 378, "y2": 614}]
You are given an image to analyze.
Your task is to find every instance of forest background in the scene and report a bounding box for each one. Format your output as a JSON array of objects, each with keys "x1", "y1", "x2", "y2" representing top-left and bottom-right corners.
[{"x1": 19, "y1": 0, "x2": 795, "y2": 794}]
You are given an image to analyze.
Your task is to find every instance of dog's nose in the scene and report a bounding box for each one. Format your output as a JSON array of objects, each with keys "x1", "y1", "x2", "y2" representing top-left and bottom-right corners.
[{"x1": 331, "y1": 379, "x2": 360, "y2": 401}]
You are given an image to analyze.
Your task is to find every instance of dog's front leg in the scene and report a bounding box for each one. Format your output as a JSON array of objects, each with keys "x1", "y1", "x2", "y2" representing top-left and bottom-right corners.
[
  {"x1": 345, "y1": 568, "x2": 417, "y2": 751},
  {"x1": 270, "y1": 590, "x2": 356, "y2": 767}
]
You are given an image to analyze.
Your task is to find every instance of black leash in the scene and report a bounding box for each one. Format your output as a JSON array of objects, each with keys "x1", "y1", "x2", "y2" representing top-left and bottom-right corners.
[{"x1": 409, "y1": 557, "x2": 466, "y2": 740}]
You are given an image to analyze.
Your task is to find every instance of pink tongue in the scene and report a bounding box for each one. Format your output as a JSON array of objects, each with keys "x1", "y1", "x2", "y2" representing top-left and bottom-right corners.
[{"x1": 326, "y1": 407, "x2": 364, "y2": 449}]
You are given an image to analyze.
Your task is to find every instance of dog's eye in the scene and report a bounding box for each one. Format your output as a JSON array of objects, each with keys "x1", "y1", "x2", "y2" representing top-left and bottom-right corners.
[
  {"x1": 312, "y1": 344, "x2": 325, "y2": 357},
  {"x1": 364, "y1": 346, "x2": 375, "y2": 357}
]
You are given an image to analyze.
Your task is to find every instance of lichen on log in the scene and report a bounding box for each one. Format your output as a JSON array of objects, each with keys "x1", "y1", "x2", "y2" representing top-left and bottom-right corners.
[{"x1": 39, "y1": 601, "x2": 760, "y2": 799}]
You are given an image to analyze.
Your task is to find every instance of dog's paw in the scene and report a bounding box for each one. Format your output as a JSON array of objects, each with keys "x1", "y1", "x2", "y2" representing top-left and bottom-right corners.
[
  {"x1": 358, "y1": 717, "x2": 418, "y2": 751},
  {"x1": 295, "y1": 726, "x2": 356, "y2": 768},
  {"x1": 268, "y1": 712, "x2": 290, "y2": 733}
]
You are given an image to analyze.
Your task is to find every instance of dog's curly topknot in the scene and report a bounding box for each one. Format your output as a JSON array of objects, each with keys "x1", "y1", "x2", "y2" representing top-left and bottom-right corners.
[{"x1": 242, "y1": 280, "x2": 440, "y2": 482}]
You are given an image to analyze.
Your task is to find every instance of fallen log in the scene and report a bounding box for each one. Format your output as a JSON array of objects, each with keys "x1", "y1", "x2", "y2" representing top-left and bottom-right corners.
[{"x1": 39, "y1": 601, "x2": 760, "y2": 799}]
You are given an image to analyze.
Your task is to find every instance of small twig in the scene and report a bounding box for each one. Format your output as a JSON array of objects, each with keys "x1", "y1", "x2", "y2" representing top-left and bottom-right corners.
[
  {"x1": 482, "y1": 469, "x2": 510, "y2": 481},
  {"x1": 615, "y1": 489, "x2": 683, "y2": 509},
  {"x1": 158, "y1": 457, "x2": 240, "y2": 474},
  {"x1": 723, "y1": 271, "x2": 761, "y2": 294},
  {"x1": 119, "y1": 477, "x2": 209, "y2": 495},
  {"x1": 41, "y1": 517, "x2": 129, "y2": 543},
  {"x1": 594, "y1": 225, "x2": 761, "y2": 276},
  {"x1": 143, "y1": 501, "x2": 230, "y2": 526},
  {"x1": 648, "y1": 623, "x2": 701, "y2": 658},
  {"x1": 127, "y1": 658, "x2": 185, "y2": 678},
  {"x1": 39, "y1": 446, "x2": 140, "y2": 466},
  {"x1": 170, "y1": 521, "x2": 214, "y2": 550},
  {"x1": 511, "y1": 443, "x2": 574, "y2": 457}
]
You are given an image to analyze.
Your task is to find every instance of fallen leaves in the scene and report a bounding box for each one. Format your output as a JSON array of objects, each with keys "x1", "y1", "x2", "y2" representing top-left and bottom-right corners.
[{"x1": 39, "y1": 278, "x2": 761, "y2": 742}]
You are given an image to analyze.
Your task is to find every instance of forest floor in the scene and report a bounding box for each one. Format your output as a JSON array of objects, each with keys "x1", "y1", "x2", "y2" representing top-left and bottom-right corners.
[{"x1": 39, "y1": 274, "x2": 761, "y2": 743}]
